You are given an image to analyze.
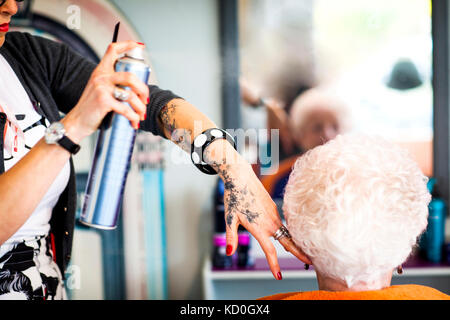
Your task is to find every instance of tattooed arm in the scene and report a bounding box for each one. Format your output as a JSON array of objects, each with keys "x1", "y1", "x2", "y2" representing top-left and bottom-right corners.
[
  {"x1": 157, "y1": 98, "x2": 211, "y2": 152},
  {"x1": 157, "y1": 98, "x2": 311, "y2": 280}
]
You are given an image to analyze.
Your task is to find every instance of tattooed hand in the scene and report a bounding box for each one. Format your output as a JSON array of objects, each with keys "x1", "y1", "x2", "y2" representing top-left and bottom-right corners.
[
  {"x1": 156, "y1": 99, "x2": 311, "y2": 279},
  {"x1": 204, "y1": 140, "x2": 312, "y2": 280}
]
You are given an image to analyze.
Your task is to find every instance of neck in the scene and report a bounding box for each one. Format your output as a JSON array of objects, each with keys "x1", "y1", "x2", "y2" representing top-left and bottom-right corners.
[
  {"x1": 0, "y1": 34, "x2": 5, "y2": 48},
  {"x1": 315, "y1": 270, "x2": 393, "y2": 292}
]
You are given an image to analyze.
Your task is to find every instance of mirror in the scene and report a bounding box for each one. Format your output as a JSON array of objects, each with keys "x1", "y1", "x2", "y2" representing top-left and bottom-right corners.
[{"x1": 238, "y1": 0, "x2": 433, "y2": 191}]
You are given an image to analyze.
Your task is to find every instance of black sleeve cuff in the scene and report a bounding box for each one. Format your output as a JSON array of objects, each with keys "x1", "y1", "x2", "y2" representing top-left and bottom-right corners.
[{"x1": 141, "y1": 85, "x2": 183, "y2": 138}]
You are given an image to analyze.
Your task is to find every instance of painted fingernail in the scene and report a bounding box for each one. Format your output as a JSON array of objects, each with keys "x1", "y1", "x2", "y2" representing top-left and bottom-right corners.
[
  {"x1": 226, "y1": 245, "x2": 232, "y2": 256},
  {"x1": 137, "y1": 42, "x2": 145, "y2": 45},
  {"x1": 304, "y1": 264, "x2": 310, "y2": 270},
  {"x1": 277, "y1": 272, "x2": 282, "y2": 280},
  {"x1": 144, "y1": 113, "x2": 147, "y2": 120},
  {"x1": 147, "y1": 97, "x2": 150, "y2": 104}
]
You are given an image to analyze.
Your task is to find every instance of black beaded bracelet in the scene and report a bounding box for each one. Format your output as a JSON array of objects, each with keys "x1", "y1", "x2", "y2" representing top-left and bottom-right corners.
[{"x1": 191, "y1": 128, "x2": 237, "y2": 175}]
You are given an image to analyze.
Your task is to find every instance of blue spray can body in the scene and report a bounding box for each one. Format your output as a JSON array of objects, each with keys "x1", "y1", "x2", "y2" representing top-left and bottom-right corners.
[{"x1": 80, "y1": 47, "x2": 150, "y2": 229}]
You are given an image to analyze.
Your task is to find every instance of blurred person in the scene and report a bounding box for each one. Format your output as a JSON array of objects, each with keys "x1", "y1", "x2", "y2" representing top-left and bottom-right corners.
[
  {"x1": 261, "y1": 134, "x2": 450, "y2": 300},
  {"x1": 240, "y1": 78, "x2": 312, "y2": 160},
  {"x1": 240, "y1": 78, "x2": 298, "y2": 159},
  {"x1": 288, "y1": 87, "x2": 351, "y2": 152},
  {"x1": 261, "y1": 87, "x2": 351, "y2": 200}
]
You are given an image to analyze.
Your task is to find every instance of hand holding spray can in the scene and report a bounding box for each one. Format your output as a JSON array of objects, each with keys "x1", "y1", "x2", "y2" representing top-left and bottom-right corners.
[{"x1": 79, "y1": 46, "x2": 151, "y2": 229}]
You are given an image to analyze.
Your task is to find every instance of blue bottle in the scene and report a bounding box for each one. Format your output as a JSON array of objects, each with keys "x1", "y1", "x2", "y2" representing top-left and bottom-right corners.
[
  {"x1": 80, "y1": 47, "x2": 151, "y2": 229},
  {"x1": 425, "y1": 198, "x2": 446, "y2": 262},
  {"x1": 212, "y1": 179, "x2": 233, "y2": 268},
  {"x1": 421, "y1": 178, "x2": 446, "y2": 263}
]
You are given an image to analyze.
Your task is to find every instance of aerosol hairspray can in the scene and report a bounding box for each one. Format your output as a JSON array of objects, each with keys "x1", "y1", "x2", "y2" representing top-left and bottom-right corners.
[{"x1": 80, "y1": 47, "x2": 151, "y2": 229}]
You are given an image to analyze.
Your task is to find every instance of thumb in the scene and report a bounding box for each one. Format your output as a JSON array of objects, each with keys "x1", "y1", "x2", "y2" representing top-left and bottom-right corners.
[{"x1": 225, "y1": 212, "x2": 239, "y2": 256}]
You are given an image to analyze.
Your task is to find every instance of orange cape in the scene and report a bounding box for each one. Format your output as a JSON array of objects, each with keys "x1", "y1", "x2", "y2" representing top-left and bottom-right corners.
[{"x1": 259, "y1": 285, "x2": 450, "y2": 300}]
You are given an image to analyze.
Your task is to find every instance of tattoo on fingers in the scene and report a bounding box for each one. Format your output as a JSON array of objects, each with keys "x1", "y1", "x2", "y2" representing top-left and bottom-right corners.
[
  {"x1": 226, "y1": 213, "x2": 234, "y2": 228},
  {"x1": 243, "y1": 209, "x2": 259, "y2": 223}
]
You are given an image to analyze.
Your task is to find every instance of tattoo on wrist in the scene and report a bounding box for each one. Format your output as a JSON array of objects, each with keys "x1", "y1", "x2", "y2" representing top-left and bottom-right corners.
[
  {"x1": 203, "y1": 145, "x2": 228, "y2": 172},
  {"x1": 211, "y1": 161, "x2": 260, "y2": 226}
]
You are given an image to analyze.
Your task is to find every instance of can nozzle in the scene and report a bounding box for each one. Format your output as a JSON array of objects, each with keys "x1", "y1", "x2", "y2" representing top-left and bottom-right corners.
[{"x1": 125, "y1": 46, "x2": 145, "y2": 60}]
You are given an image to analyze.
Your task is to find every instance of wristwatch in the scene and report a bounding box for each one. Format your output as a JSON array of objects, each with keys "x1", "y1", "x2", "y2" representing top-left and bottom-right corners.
[{"x1": 44, "y1": 122, "x2": 81, "y2": 155}]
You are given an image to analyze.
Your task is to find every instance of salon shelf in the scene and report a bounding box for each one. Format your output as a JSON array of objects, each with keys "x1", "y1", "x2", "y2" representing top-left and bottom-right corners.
[
  {"x1": 205, "y1": 257, "x2": 315, "y2": 280},
  {"x1": 202, "y1": 255, "x2": 450, "y2": 300}
]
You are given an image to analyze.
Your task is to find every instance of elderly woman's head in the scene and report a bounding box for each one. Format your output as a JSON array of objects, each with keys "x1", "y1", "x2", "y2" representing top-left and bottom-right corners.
[
  {"x1": 289, "y1": 88, "x2": 352, "y2": 152},
  {"x1": 283, "y1": 134, "x2": 430, "y2": 290}
]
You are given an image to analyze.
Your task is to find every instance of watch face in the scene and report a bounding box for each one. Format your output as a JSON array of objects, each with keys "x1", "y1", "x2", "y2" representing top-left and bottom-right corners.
[{"x1": 45, "y1": 122, "x2": 65, "y2": 144}]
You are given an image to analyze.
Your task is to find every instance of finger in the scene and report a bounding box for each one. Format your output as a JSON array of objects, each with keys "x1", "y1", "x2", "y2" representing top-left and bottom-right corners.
[
  {"x1": 225, "y1": 212, "x2": 239, "y2": 256},
  {"x1": 109, "y1": 95, "x2": 141, "y2": 129},
  {"x1": 255, "y1": 235, "x2": 282, "y2": 280},
  {"x1": 99, "y1": 41, "x2": 145, "y2": 70},
  {"x1": 277, "y1": 236, "x2": 312, "y2": 265},
  {"x1": 111, "y1": 72, "x2": 149, "y2": 105},
  {"x1": 115, "y1": 88, "x2": 146, "y2": 121}
]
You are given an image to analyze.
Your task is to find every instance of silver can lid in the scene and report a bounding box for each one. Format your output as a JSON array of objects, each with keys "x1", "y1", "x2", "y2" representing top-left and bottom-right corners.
[{"x1": 125, "y1": 46, "x2": 145, "y2": 60}]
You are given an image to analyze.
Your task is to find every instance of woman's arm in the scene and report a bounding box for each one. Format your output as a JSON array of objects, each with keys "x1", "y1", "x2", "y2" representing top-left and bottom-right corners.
[
  {"x1": 157, "y1": 98, "x2": 215, "y2": 151},
  {"x1": 156, "y1": 99, "x2": 312, "y2": 280},
  {"x1": 0, "y1": 41, "x2": 147, "y2": 245},
  {"x1": 0, "y1": 125, "x2": 74, "y2": 245},
  {"x1": 240, "y1": 78, "x2": 295, "y2": 156}
]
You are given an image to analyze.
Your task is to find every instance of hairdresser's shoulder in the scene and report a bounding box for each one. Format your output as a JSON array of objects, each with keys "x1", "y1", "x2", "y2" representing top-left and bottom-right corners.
[
  {"x1": 6, "y1": 30, "x2": 61, "y2": 45},
  {"x1": 4, "y1": 30, "x2": 30, "y2": 42},
  {"x1": 3, "y1": 30, "x2": 84, "y2": 74},
  {"x1": 4, "y1": 31, "x2": 64, "y2": 52}
]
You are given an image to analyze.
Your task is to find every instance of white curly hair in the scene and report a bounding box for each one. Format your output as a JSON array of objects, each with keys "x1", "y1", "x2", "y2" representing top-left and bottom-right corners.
[
  {"x1": 283, "y1": 133, "x2": 431, "y2": 288},
  {"x1": 289, "y1": 87, "x2": 352, "y2": 134}
]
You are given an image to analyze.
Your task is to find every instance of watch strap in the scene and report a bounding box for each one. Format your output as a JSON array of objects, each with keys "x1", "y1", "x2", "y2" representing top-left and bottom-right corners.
[{"x1": 58, "y1": 135, "x2": 81, "y2": 154}]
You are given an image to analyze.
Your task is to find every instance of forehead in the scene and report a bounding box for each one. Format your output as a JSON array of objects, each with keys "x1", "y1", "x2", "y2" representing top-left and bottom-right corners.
[{"x1": 302, "y1": 108, "x2": 340, "y2": 124}]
